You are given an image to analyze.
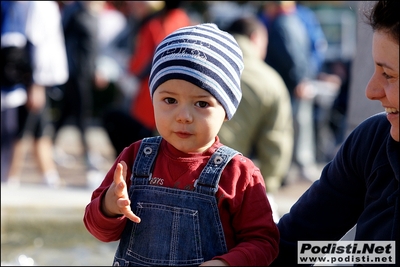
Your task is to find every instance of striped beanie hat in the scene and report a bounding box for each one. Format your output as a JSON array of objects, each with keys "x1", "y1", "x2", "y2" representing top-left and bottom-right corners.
[{"x1": 149, "y1": 23, "x2": 244, "y2": 120}]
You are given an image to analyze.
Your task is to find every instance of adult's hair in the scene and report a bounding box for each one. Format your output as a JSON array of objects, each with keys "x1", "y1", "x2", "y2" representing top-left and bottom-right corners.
[
  {"x1": 226, "y1": 16, "x2": 265, "y2": 39},
  {"x1": 365, "y1": 0, "x2": 399, "y2": 43},
  {"x1": 164, "y1": 0, "x2": 182, "y2": 11}
]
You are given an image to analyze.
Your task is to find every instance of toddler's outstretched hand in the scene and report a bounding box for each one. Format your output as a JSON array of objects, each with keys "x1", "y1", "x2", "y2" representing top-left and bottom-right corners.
[{"x1": 102, "y1": 161, "x2": 141, "y2": 223}]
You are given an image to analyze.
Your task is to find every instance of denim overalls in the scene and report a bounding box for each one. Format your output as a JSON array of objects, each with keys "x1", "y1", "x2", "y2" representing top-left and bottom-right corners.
[{"x1": 113, "y1": 136, "x2": 240, "y2": 266}]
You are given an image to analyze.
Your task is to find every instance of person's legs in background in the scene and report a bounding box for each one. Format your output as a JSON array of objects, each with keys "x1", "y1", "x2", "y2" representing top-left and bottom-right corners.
[
  {"x1": 52, "y1": 78, "x2": 94, "y2": 171},
  {"x1": 7, "y1": 104, "x2": 35, "y2": 186},
  {"x1": 1, "y1": 107, "x2": 19, "y2": 182},
  {"x1": 7, "y1": 98, "x2": 61, "y2": 188},
  {"x1": 291, "y1": 94, "x2": 319, "y2": 182},
  {"x1": 32, "y1": 103, "x2": 61, "y2": 187}
]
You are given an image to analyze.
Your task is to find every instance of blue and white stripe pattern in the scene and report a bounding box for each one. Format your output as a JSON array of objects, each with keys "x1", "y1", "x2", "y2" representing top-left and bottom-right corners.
[{"x1": 149, "y1": 23, "x2": 244, "y2": 120}]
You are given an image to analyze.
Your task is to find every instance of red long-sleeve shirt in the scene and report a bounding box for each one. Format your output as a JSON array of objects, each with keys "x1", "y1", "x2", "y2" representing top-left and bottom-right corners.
[{"x1": 83, "y1": 137, "x2": 279, "y2": 266}]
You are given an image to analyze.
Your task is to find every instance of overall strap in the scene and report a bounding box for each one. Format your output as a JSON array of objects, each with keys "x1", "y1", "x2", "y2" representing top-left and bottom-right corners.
[
  {"x1": 195, "y1": 146, "x2": 240, "y2": 195},
  {"x1": 131, "y1": 136, "x2": 162, "y2": 185}
]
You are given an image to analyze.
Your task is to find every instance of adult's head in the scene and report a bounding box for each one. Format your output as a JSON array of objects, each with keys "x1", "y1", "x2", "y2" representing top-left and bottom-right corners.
[
  {"x1": 364, "y1": 0, "x2": 399, "y2": 142},
  {"x1": 262, "y1": 1, "x2": 296, "y2": 20},
  {"x1": 226, "y1": 16, "x2": 269, "y2": 60},
  {"x1": 127, "y1": 1, "x2": 164, "y2": 21}
]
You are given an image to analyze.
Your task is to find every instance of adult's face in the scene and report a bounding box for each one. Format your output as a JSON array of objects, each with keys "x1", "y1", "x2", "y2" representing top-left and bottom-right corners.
[{"x1": 366, "y1": 31, "x2": 399, "y2": 142}]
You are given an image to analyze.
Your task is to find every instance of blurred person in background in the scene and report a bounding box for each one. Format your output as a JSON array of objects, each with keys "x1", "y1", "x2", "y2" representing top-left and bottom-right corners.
[
  {"x1": 218, "y1": 17, "x2": 293, "y2": 200},
  {"x1": 296, "y1": 1, "x2": 345, "y2": 164},
  {"x1": 91, "y1": 0, "x2": 127, "y2": 116},
  {"x1": 94, "y1": 1, "x2": 164, "y2": 114},
  {"x1": 51, "y1": 1, "x2": 102, "y2": 183},
  {"x1": 296, "y1": 2, "x2": 328, "y2": 88},
  {"x1": 102, "y1": 1, "x2": 192, "y2": 157},
  {"x1": 259, "y1": 1, "x2": 325, "y2": 182},
  {"x1": 1, "y1": 1, "x2": 68, "y2": 186}
]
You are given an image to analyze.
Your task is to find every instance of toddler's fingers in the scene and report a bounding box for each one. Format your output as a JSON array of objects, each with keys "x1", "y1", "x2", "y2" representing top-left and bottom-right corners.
[
  {"x1": 127, "y1": 213, "x2": 141, "y2": 224},
  {"x1": 120, "y1": 161, "x2": 128, "y2": 180},
  {"x1": 113, "y1": 162, "x2": 124, "y2": 185},
  {"x1": 117, "y1": 199, "x2": 141, "y2": 223},
  {"x1": 114, "y1": 161, "x2": 128, "y2": 197}
]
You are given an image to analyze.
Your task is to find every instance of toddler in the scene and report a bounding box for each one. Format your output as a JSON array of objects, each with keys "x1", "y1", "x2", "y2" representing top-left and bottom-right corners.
[{"x1": 84, "y1": 23, "x2": 279, "y2": 266}]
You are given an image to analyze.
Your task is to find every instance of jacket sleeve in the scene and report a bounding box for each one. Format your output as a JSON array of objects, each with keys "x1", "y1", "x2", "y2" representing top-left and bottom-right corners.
[
  {"x1": 256, "y1": 77, "x2": 294, "y2": 193},
  {"x1": 271, "y1": 113, "x2": 389, "y2": 266}
]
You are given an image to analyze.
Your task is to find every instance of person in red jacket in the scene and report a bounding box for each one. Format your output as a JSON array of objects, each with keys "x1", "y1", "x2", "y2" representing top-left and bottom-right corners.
[
  {"x1": 128, "y1": 1, "x2": 191, "y2": 130},
  {"x1": 102, "y1": 1, "x2": 192, "y2": 156},
  {"x1": 84, "y1": 23, "x2": 279, "y2": 266}
]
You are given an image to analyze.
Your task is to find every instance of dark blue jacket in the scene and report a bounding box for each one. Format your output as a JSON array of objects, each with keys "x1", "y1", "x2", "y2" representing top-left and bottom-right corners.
[
  {"x1": 273, "y1": 112, "x2": 400, "y2": 266},
  {"x1": 260, "y1": 10, "x2": 310, "y2": 98}
]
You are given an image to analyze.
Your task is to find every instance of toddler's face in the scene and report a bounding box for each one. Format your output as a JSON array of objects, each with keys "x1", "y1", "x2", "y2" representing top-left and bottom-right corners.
[{"x1": 153, "y1": 79, "x2": 227, "y2": 153}]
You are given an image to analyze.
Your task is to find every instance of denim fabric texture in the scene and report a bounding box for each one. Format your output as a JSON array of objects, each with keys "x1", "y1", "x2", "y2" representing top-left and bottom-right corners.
[{"x1": 113, "y1": 136, "x2": 239, "y2": 266}]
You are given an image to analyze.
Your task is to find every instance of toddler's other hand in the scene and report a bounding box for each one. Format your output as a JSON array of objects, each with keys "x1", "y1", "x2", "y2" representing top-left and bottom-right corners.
[{"x1": 200, "y1": 259, "x2": 229, "y2": 266}]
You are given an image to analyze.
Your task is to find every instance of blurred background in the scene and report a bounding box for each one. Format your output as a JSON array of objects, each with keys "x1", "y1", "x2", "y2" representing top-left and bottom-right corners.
[{"x1": 1, "y1": 1, "x2": 382, "y2": 265}]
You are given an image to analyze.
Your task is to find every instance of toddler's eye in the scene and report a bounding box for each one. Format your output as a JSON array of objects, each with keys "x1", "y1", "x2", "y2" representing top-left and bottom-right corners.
[
  {"x1": 164, "y1": 97, "x2": 176, "y2": 104},
  {"x1": 196, "y1": 101, "x2": 209, "y2": 108}
]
